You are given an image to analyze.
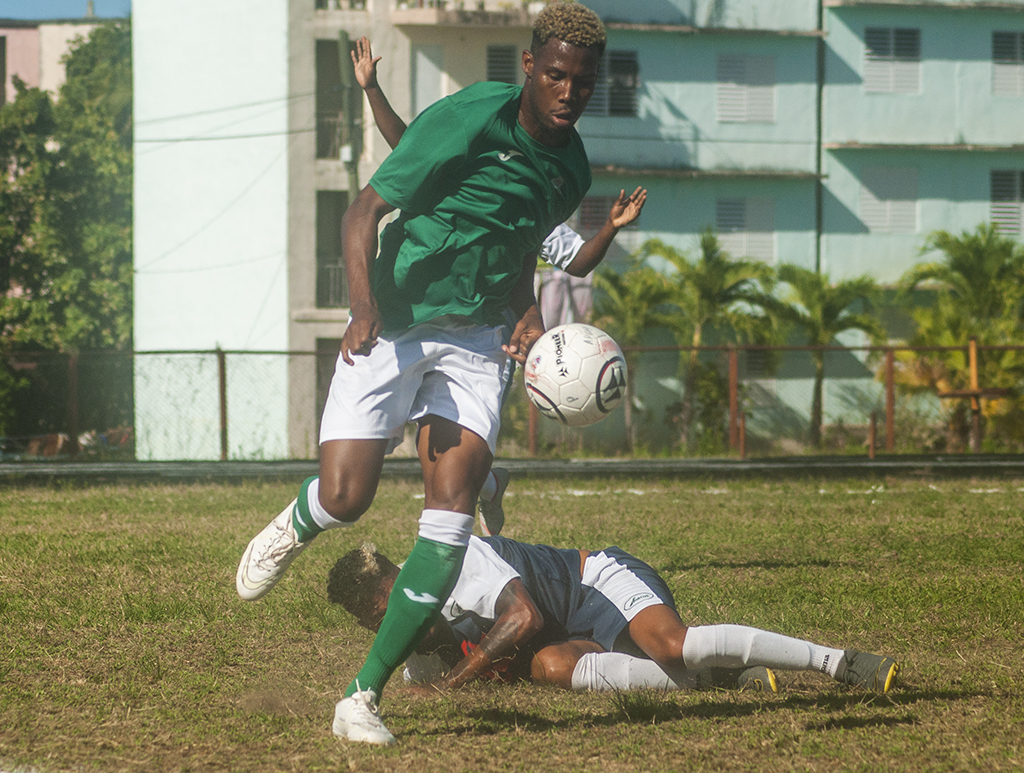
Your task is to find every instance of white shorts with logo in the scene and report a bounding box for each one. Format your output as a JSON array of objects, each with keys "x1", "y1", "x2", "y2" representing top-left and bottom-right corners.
[{"x1": 319, "y1": 316, "x2": 513, "y2": 454}]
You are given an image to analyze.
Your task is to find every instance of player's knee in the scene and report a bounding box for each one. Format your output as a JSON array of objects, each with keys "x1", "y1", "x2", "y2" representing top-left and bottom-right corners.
[
  {"x1": 530, "y1": 650, "x2": 572, "y2": 689},
  {"x1": 318, "y1": 477, "x2": 376, "y2": 523}
]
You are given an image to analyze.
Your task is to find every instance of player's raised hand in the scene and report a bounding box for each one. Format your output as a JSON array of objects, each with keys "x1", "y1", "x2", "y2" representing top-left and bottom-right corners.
[
  {"x1": 608, "y1": 186, "x2": 647, "y2": 229},
  {"x1": 351, "y1": 36, "x2": 381, "y2": 90}
]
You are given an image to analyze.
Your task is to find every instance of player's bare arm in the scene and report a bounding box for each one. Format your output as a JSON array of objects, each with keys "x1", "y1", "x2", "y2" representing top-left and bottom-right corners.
[
  {"x1": 503, "y1": 253, "x2": 544, "y2": 363},
  {"x1": 351, "y1": 37, "x2": 407, "y2": 151},
  {"x1": 564, "y1": 186, "x2": 647, "y2": 277},
  {"x1": 340, "y1": 185, "x2": 394, "y2": 365},
  {"x1": 437, "y1": 579, "x2": 544, "y2": 690}
]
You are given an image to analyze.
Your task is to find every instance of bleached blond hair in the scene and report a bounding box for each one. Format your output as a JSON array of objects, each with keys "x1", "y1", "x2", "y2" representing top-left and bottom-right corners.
[{"x1": 532, "y1": 2, "x2": 606, "y2": 56}]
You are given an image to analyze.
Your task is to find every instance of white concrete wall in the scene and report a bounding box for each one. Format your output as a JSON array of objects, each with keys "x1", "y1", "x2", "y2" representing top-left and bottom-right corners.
[
  {"x1": 133, "y1": 0, "x2": 292, "y2": 459},
  {"x1": 38, "y1": 22, "x2": 98, "y2": 94}
]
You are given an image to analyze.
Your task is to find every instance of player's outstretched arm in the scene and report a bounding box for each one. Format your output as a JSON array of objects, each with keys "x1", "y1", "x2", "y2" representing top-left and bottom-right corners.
[
  {"x1": 351, "y1": 36, "x2": 407, "y2": 150},
  {"x1": 436, "y1": 579, "x2": 544, "y2": 690},
  {"x1": 564, "y1": 186, "x2": 647, "y2": 277}
]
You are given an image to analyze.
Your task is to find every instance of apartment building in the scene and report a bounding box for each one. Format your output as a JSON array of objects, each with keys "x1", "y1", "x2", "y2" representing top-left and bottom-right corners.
[
  {"x1": 132, "y1": 0, "x2": 1024, "y2": 459},
  {"x1": 1, "y1": 15, "x2": 102, "y2": 104}
]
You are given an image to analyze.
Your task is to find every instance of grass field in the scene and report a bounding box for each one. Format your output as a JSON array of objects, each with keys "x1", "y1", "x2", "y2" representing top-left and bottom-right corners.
[{"x1": 1, "y1": 474, "x2": 1023, "y2": 772}]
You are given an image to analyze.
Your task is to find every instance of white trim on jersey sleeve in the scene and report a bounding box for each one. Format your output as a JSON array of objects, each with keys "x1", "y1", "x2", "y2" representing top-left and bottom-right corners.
[
  {"x1": 539, "y1": 223, "x2": 585, "y2": 271},
  {"x1": 441, "y1": 536, "x2": 520, "y2": 622}
]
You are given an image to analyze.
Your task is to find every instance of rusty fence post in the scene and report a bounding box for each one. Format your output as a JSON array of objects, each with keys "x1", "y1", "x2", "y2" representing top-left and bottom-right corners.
[
  {"x1": 969, "y1": 337, "x2": 981, "y2": 453},
  {"x1": 67, "y1": 351, "x2": 80, "y2": 457},
  {"x1": 885, "y1": 348, "x2": 895, "y2": 452},
  {"x1": 528, "y1": 401, "x2": 538, "y2": 457},
  {"x1": 728, "y1": 346, "x2": 739, "y2": 452}
]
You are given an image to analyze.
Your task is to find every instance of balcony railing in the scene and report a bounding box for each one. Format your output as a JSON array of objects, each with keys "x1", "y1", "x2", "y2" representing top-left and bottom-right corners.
[
  {"x1": 317, "y1": 113, "x2": 342, "y2": 160},
  {"x1": 315, "y1": 0, "x2": 367, "y2": 10},
  {"x1": 317, "y1": 260, "x2": 349, "y2": 308}
]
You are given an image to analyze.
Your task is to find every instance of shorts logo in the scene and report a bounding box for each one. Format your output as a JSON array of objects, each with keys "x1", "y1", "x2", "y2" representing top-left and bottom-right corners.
[
  {"x1": 623, "y1": 592, "x2": 654, "y2": 611},
  {"x1": 404, "y1": 588, "x2": 440, "y2": 605}
]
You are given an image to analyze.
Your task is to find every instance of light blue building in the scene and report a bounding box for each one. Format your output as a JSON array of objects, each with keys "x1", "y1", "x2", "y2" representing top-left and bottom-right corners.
[{"x1": 133, "y1": 0, "x2": 1024, "y2": 459}]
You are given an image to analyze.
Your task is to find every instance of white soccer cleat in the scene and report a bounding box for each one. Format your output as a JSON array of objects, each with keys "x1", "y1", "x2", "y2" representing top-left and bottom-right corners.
[
  {"x1": 478, "y1": 467, "x2": 509, "y2": 537},
  {"x1": 236, "y1": 499, "x2": 311, "y2": 601},
  {"x1": 333, "y1": 687, "x2": 395, "y2": 745}
]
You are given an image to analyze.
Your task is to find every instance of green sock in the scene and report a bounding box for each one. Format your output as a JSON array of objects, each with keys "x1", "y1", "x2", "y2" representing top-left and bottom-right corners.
[
  {"x1": 345, "y1": 536, "x2": 467, "y2": 698},
  {"x1": 291, "y1": 476, "x2": 322, "y2": 542}
]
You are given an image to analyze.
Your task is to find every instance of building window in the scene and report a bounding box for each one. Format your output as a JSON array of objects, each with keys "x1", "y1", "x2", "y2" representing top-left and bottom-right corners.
[
  {"x1": 487, "y1": 45, "x2": 518, "y2": 84},
  {"x1": 864, "y1": 27, "x2": 920, "y2": 94},
  {"x1": 991, "y1": 170, "x2": 1024, "y2": 236},
  {"x1": 317, "y1": 191, "x2": 349, "y2": 307},
  {"x1": 716, "y1": 54, "x2": 775, "y2": 123},
  {"x1": 316, "y1": 40, "x2": 342, "y2": 159},
  {"x1": 412, "y1": 44, "x2": 444, "y2": 116},
  {"x1": 716, "y1": 198, "x2": 775, "y2": 262},
  {"x1": 570, "y1": 195, "x2": 641, "y2": 238},
  {"x1": 993, "y1": 32, "x2": 1024, "y2": 96},
  {"x1": 860, "y1": 167, "x2": 917, "y2": 233},
  {"x1": 584, "y1": 50, "x2": 639, "y2": 117}
]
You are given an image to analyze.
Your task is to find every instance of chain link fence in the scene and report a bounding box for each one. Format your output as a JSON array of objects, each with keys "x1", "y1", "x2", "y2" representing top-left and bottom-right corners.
[{"x1": 2, "y1": 342, "x2": 1019, "y2": 461}]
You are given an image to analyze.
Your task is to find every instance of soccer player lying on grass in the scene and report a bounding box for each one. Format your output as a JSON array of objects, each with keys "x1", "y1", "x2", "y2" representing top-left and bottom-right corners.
[{"x1": 326, "y1": 526, "x2": 900, "y2": 695}]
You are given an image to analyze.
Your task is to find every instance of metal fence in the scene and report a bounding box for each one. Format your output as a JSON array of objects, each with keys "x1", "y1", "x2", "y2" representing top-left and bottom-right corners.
[{"x1": 2, "y1": 341, "x2": 1020, "y2": 461}]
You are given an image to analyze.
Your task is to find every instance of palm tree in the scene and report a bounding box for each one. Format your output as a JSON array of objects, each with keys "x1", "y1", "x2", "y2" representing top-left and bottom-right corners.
[
  {"x1": 760, "y1": 265, "x2": 885, "y2": 449},
  {"x1": 900, "y1": 224, "x2": 1024, "y2": 326},
  {"x1": 591, "y1": 263, "x2": 672, "y2": 450},
  {"x1": 897, "y1": 223, "x2": 1024, "y2": 450},
  {"x1": 641, "y1": 230, "x2": 775, "y2": 450}
]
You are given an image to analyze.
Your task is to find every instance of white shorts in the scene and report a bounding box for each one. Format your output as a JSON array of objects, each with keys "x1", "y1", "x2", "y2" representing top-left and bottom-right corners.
[{"x1": 319, "y1": 316, "x2": 513, "y2": 455}]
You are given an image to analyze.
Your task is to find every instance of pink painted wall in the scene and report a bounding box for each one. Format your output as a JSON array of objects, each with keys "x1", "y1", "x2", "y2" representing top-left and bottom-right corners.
[{"x1": 1, "y1": 26, "x2": 41, "y2": 103}]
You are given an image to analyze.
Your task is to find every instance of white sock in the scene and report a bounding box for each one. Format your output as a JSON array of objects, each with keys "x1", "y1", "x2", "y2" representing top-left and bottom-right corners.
[
  {"x1": 418, "y1": 509, "x2": 474, "y2": 546},
  {"x1": 479, "y1": 470, "x2": 498, "y2": 502},
  {"x1": 570, "y1": 652, "x2": 700, "y2": 691},
  {"x1": 305, "y1": 478, "x2": 353, "y2": 531},
  {"x1": 681, "y1": 625, "x2": 844, "y2": 678}
]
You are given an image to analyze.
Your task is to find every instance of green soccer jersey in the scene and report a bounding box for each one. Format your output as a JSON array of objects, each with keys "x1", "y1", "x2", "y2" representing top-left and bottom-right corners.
[{"x1": 368, "y1": 82, "x2": 592, "y2": 332}]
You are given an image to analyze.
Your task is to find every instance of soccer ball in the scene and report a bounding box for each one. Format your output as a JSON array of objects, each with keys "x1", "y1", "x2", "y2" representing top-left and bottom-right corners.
[{"x1": 524, "y1": 323, "x2": 627, "y2": 427}]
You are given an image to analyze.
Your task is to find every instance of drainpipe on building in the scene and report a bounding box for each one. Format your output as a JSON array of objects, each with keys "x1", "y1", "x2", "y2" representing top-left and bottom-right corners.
[
  {"x1": 338, "y1": 30, "x2": 362, "y2": 195},
  {"x1": 337, "y1": 32, "x2": 362, "y2": 196},
  {"x1": 815, "y1": 0, "x2": 825, "y2": 274}
]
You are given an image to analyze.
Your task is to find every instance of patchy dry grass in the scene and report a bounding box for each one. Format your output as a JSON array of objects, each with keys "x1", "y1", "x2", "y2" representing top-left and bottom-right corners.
[{"x1": 1, "y1": 475, "x2": 1023, "y2": 772}]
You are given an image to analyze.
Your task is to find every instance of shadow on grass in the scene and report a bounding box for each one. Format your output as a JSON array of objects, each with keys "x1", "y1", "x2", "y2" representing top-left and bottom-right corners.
[
  {"x1": 663, "y1": 559, "x2": 844, "y2": 572},
  {"x1": 404, "y1": 686, "x2": 985, "y2": 739}
]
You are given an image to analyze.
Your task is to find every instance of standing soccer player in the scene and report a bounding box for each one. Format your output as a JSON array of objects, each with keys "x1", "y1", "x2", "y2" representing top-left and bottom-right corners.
[{"x1": 235, "y1": 3, "x2": 607, "y2": 745}]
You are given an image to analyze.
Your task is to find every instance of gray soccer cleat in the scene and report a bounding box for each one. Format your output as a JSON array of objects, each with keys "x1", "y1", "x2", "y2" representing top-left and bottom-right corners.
[
  {"x1": 837, "y1": 649, "x2": 900, "y2": 693},
  {"x1": 478, "y1": 467, "x2": 509, "y2": 537},
  {"x1": 737, "y1": 666, "x2": 779, "y2": 694}
]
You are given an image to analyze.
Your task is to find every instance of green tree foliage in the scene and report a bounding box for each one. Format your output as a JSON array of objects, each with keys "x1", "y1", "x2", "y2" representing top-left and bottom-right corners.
[
  {"x1": 0, "y1": 21, "x2": 131, "y2": 439},
  {"x1": 759, "y1": 265, "x2": 885, "y2": 449},
  {"x1": 0, "y1": 20, "x2": 132, "y2": 352},
  {"x1": 897, "y1": 224, "x2": 1024, "y2": 450},
  {"x1": 592, "y1": 262, "x2": 672, "y2": 450},
  {"x1": 641, "y1": 230, "x2": 775, "y2": 450}
]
